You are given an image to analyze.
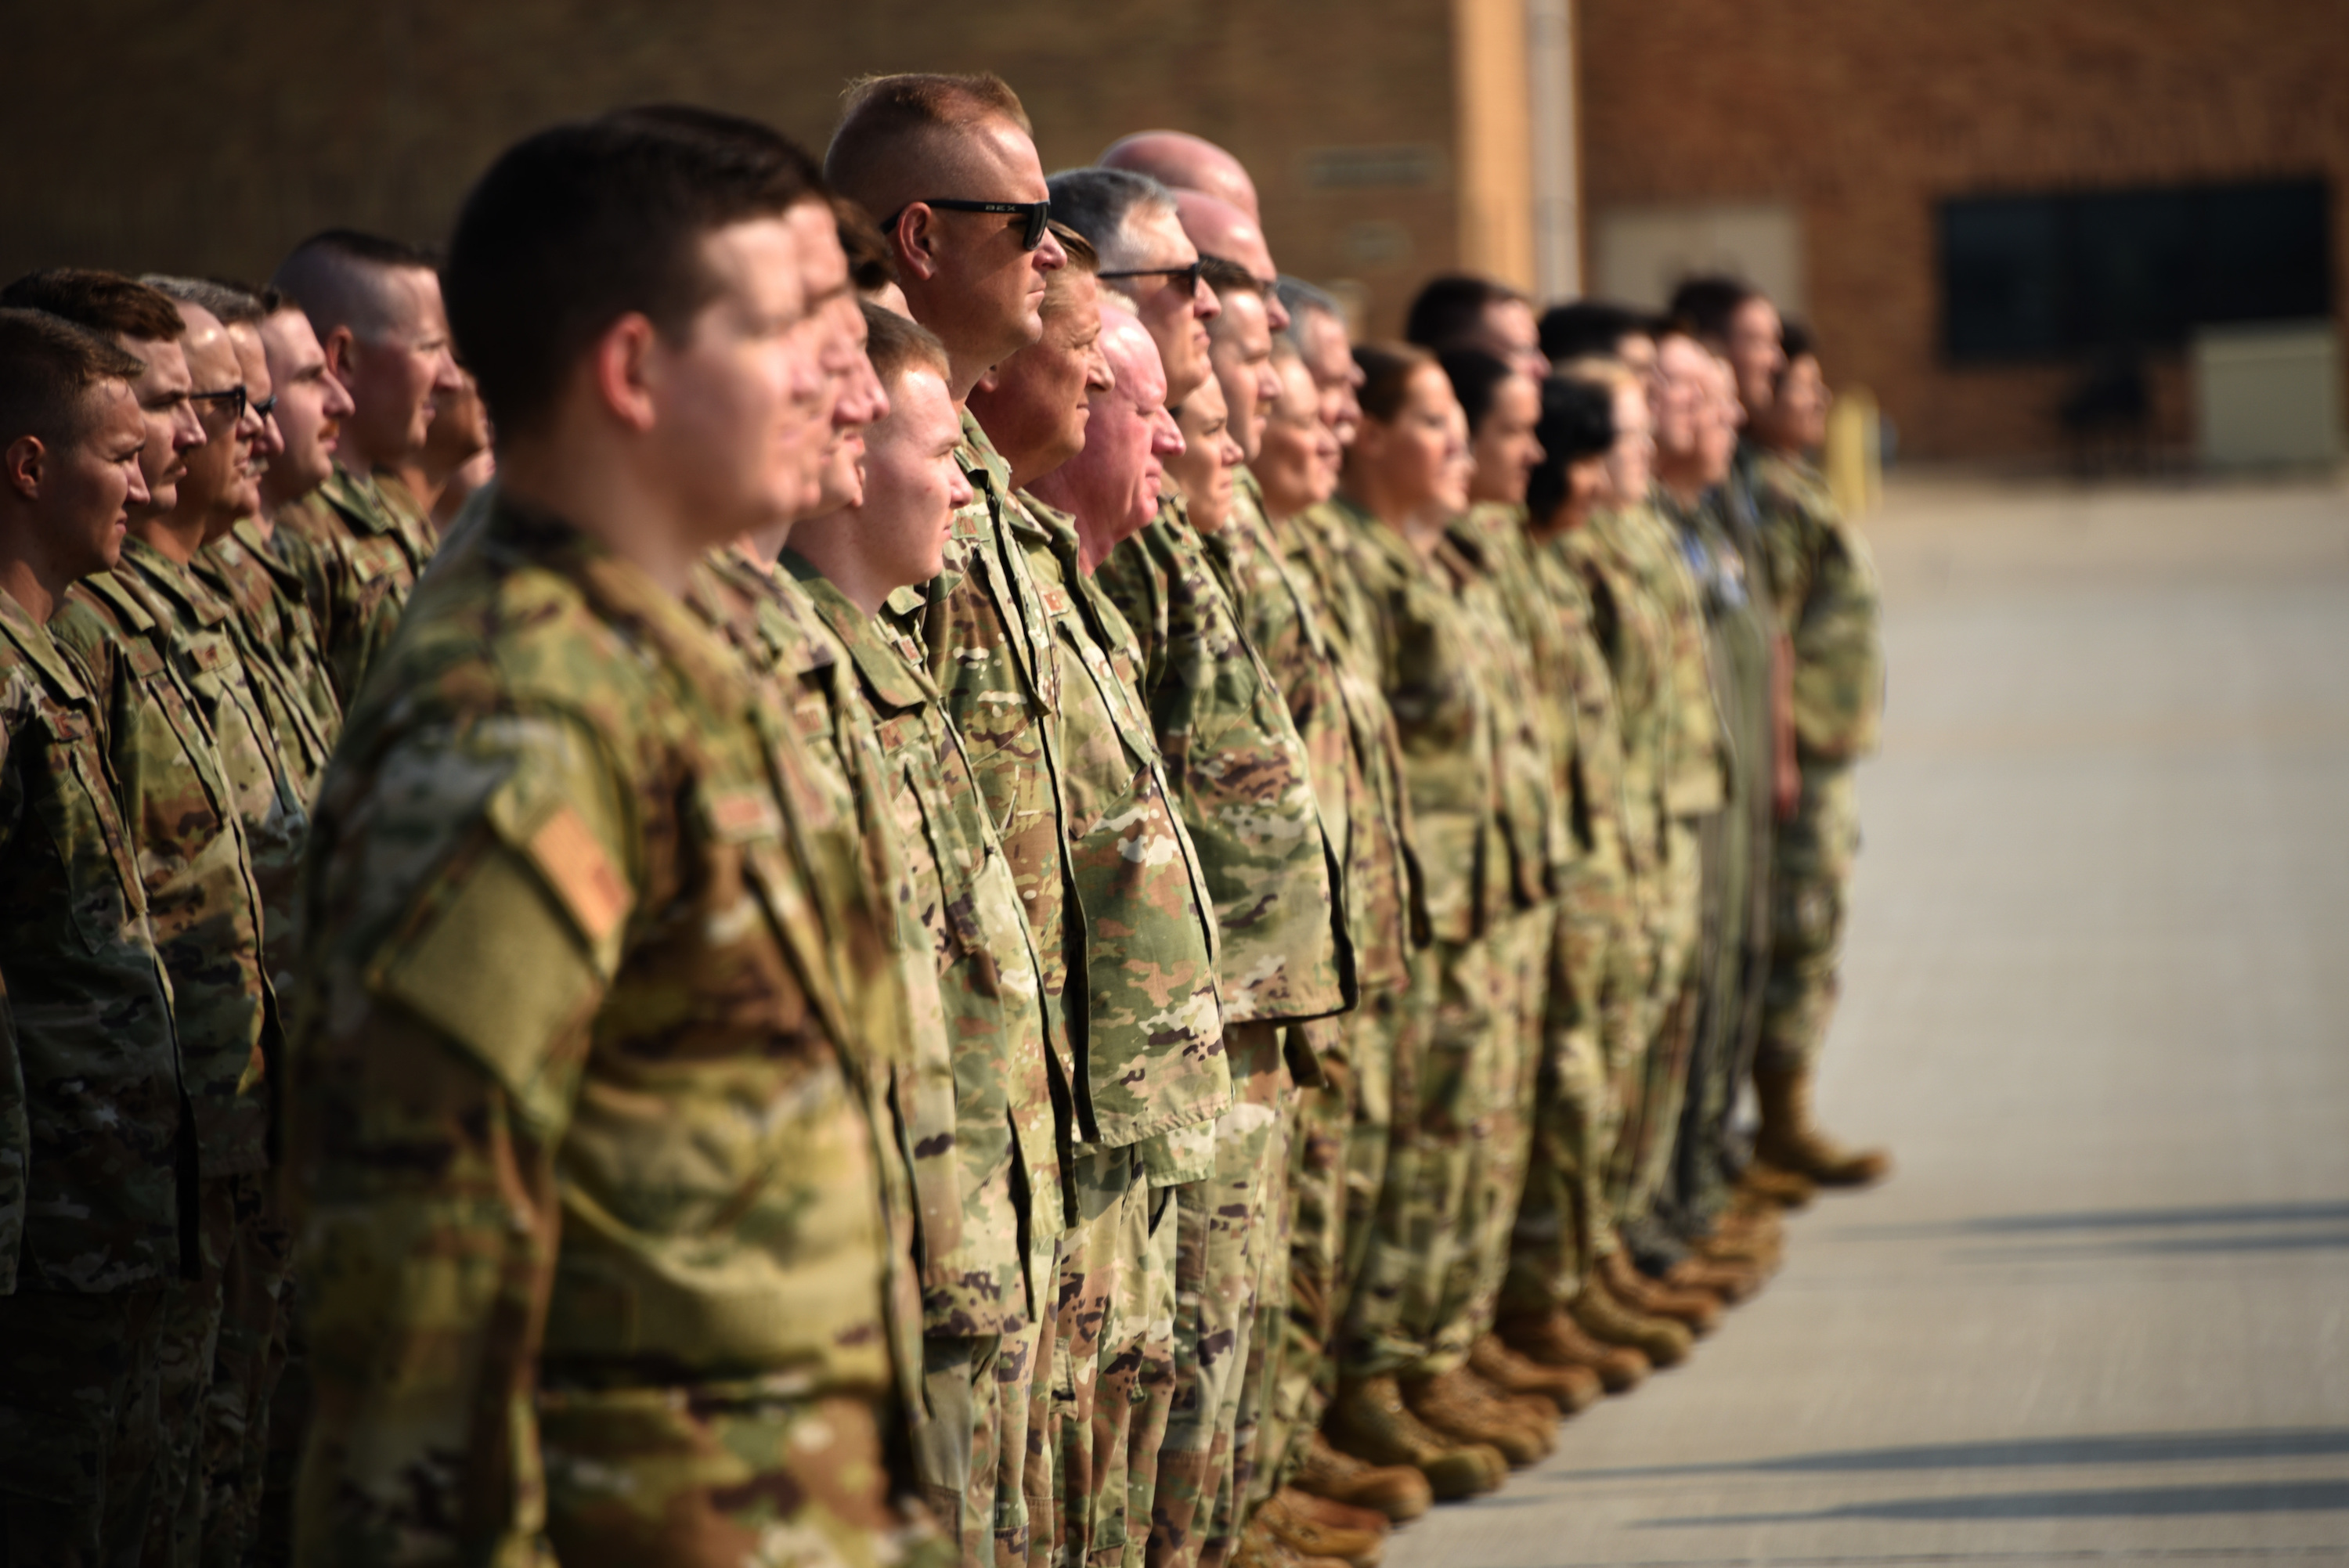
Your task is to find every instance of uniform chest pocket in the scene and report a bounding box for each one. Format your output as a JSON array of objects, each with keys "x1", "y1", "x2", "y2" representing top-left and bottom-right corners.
[{"x1": 27, "y1": 713, "x2": 141, "y2": 955}]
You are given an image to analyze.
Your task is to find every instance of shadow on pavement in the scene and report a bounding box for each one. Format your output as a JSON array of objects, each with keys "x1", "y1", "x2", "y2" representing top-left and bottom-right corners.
[
  {"x1": 1650, "y1": 1478, "x2": 2349, "y2": 1526},
  {"x1": 1558, "y1": 1427, "x2": 2349, "y2": 1480}
]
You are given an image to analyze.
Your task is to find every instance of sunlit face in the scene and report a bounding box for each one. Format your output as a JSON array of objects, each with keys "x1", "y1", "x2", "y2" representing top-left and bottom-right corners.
[
  {"x1": 1602, "y1": 380, "x2": 1654, "y2": 506},
  {"x1": 1166, "y1": 371, "x2": 1242, "y2": 535},
  {"x1": 1726, "y1": 295, "x2": 1784, "y2": 422},
  {"x1": 900, "y1": 117, "x2": 1067, "y2": 369},
  {"x1": 118, "y1": 333, "x2": 202, "y2": 520},
  {"x1": 31, "y1": 379, "x2": 152, "y2": 579},
  {"x1": 174, "y1": 305, "x2": 251, "y2": 532},
  {"x1": 969, "y1": 269, "x2": 1110, "y2": 485},
  {"x1": 1766, "y1": 354, "x2": 1830, "y2": 455},
  {"x1": 225, "y1": 322, "x2": 280, "y2": 524},
  {"x1": 1107, "y1": 204, "x2": 1217, "y2": 402},
  {"x1": 644, "y1": 212, "x2": 829, "y2": 546},
  {"x1": 1651, "y1": 334, "x2": 1712, "y2": 461},
  {"x1": 1032, "y1": 312, "x2": 1182, "y2": 564},
  {"x1": 1478, "y1": 298, "x2": 1549, "y2": 381},
  {"x1": 258, "y1": 308, "x2": 352, "y2": 506},
  {"x1": 1207, "y1": 288, "x2": 1277, "y2": 463},
  {"x1": 1468, "y1": 371, "x2": 1543, "y2": 506},
  {"x1": 1358, "y1": 362, "x2": 1468, "y2": 520},
  {"x1": 1697, "y1": 355, "x2": 1740, "y2": 481},
  {"x1": 853, "y1": 364, "x2": 971, "y2": 593},
  {"x1": 1298, "y1": 308, "x2": 1363, "y2": 448},
  {"x1": 805, "y1": 230, "x2": 886, "y2": 516},
  {"x1": 1251, "y1": 355, "x2": 1337, "y2": 521},
  {"x1": 338, "y1": 265, "x2": 461, "y2": 464}
]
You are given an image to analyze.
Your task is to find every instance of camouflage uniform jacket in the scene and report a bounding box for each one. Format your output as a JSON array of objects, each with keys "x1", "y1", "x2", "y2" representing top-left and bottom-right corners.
[
  {"x1": 1267, "y1": 497, "x2": 1425, "y2": 991},
  {"x1": 272, "y1": 462, "x2": 438, "y2": 709},
  {"x1": 1322, "y1": 496, "x2": 1503, "y2": 943},
  {"x1": 791, "y1": 557, "x2": 1066, "y2": 1332},
  {"x1": 114, "y1": 537, "x2": 314, "y2": 999},
  {"x1": 289, "y1": 501, "x2": 911, "y2": 1559},
  {"x1": 0, "y1": 588, "x2": 187, "y2": 1293},
  {"x1": 1622, "y1": 498, "x2": 1726, "y2": 824},
  {"x1": 914, "y1": 419, "x2": 1225, "y2": 1154},
  {"x1": 1561, "y1": 510, "x2": 1675, "y2": 875},
  {"x1": 193, "y1": 517, "x2": 341, "y2": 795},
  {"x1": 1097, "y1": 493, "x2": 1350, "y2": 1026},
  {"x1": 1532, "y1": 531, "x2": 1640, "y2": 883},
  {"x1": 1745, "y1": 446, "x2": 1884, "y2": 762},
  {"x1": 1450, "y1": 504, "x2": 1578, "y2": 907},
  {"x1": 53, "y1": 568, "x2": 276, "y2": 1181}
]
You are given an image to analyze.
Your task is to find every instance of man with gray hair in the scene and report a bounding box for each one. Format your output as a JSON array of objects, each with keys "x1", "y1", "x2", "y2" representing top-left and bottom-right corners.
[
  {"x1": 1048, "y1": 167, "x2": 1218, "y2": 408},
  {"x1": 269, "y1": 229, "x2": 459, "y2": 706}
]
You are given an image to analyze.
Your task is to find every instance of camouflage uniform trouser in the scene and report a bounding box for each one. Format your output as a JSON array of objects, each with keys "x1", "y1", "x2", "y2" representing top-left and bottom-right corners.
[
  {"x1": 1258, "y1": 986, "x2": 1413, "y2": 1495},
  {"x1": 1432, "y1": 903, "x2": 1555, "y2": 1370},
  {"x1": 1606, "y1": 816, "x2": 1709, "y2": 1235},
  {"x1": 1147, "y1": 1024, "x2": 1291, "y2": 1568},
  {"x1": 1506, "y1": 862, "x2": 1646, "y2": 1318},
  {"x1": 1041, "y1": 1141, "x2": 1173, "y2": 1568},
  {"x1": 150, "y1": 1170, "x2": 294, "y2": 1568},
  {"x1": 917, "y1": 1270, "x2": 1053, "y2": 1568},
  {"x1": 539, "y1": 1384, "x2": 948, "y2": 1567},
  {"x1": 0, "y1": 1285, "x2": 168, "y2": 1566},
  {"x1": 1756, "y1": 759, "x2": 1859, "y2": 1076},
  {"x1": 1674, "y1": 769, "x2": 1770, "y2": 1235}
]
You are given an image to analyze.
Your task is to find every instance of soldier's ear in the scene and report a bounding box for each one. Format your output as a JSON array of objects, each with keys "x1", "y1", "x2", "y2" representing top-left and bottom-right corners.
[
  {"x1": 3, "y1": 434, "x2": 44, "y2": 501},
  {"x1": 586, "y1": 314, "x2": 662, "y2": 434}
]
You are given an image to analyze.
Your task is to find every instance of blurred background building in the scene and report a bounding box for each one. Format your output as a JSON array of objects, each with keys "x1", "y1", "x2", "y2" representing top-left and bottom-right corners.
[{"x1": 5, "y1": 0, "x2": 2340, "y2": 463}]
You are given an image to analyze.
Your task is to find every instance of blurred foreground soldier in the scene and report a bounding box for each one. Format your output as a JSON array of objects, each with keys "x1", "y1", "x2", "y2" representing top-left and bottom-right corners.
[
  {"x1": 1404, "y1": 276, "x2": 1546, "y2": 381},
  {"x1": 289, "y1": 107, "x2": 938, "y2": 1567},
  {"x1": 0, "y1": 308, "x2": 179, "y2": 1568},
  {"x1": 269, "y1": 229, "x2": 460, "y2": 705},
  {"x1": 1745, "y1": 321, "x2": 1889, "y2": 1187},
  {"x1": 1066, "y1": 167, "x2": 1350, "y2": 1568},
  {"x1": 18, "y1": 275, "x2": 286, "y2": 1568},
  {"x1": 790, "y1": 305, "x2": 1066, "y2": 1568}
]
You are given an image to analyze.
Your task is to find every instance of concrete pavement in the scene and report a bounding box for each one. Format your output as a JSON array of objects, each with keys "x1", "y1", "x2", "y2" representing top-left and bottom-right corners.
[{"x1": 1387, "y1": 474, "x2": 2349, "y2": 1567}]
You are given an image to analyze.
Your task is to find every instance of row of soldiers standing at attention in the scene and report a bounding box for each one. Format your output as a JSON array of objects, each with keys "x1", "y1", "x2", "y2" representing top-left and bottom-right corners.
[{"x1": 0, "y1": 73, "x2": 1885, "y2": 1568}]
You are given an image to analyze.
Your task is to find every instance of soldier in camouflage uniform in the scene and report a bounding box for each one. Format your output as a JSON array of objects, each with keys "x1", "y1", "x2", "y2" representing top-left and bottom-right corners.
[
  {"x1": 1746, "y1": 323, "x2": 1889, "y2": 1187},
  {"x1": 788, "y1": 304, "x2": 1071, "y2": 1567},
  {"x1": 1315, "y1": 348, "x2": 1549, "y2": 1491},
  {"x1": 268, "y1": 229, "x2": 460, "y2": 708},
  {"x1": 288, "y1": 110, "x2": 940, "y2": 1568},
  {"x1": 0, "y1": 310, "x2": 186, "y2": 1568},
  {"x1": 1100, "y1": 391, "x2": 1351, "y2": 1568}
]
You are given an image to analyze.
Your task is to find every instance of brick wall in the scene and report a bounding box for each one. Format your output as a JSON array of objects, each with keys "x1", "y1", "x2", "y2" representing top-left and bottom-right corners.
[
  {"x1": 1578, "y1": 0, "x2": 2349, "y2": 460},
  {"x1": 0, "y1": 0, "x2": 1466, "y2": 341}
]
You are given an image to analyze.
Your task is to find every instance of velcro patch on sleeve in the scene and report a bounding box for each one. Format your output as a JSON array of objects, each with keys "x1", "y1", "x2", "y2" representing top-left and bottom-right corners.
[{"x1": 525, "y1": 802, "x2": 633, "y2": 946}]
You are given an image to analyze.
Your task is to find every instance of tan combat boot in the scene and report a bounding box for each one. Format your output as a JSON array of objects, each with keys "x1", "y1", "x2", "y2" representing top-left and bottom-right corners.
[
  {"x1": 1739, "y1": 1157, "x2": 1817, "y2": 1209},
  {"x1": 1469, "y1": 1332, "x2": 1602, "y2": 1414},
  {"x1": 1754, "y1": 1064, "x2": 1892, "y2": 1188},
  {"x1": 1664, "y1": 1250, "x2": 1765, "y2": 1302},
  {"x1": 1568, "y1": 1276, "x2": 1694, "y2": 1368},
  {"x1": 1294, "y1": 1431, "x2": 1434, "y2": 1523},
  {"x1": 1600, "y1": 1249, "x2": 1723, "y2": 1334},
  {"x1": 1230, "y1": 1512, "x2": 1351, "y2": 1568},
  {"x1": 1255, "y1": 1487, "x2": 1387, "y2": 1568},
  {"x1": 1497, "y1": 1307, "x2": 1651, "y2": 1393},
  {"x1": 1402, "y1": 1366, "x2": 1551, "y2": 1467},
  {"x1": 1325, "y1": 1378, "x2": 1506, "y2": 1501}
]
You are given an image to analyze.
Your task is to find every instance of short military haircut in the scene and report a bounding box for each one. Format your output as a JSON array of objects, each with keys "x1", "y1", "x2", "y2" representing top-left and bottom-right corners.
[
  {"x1": 1666, "y1": 274, "x2": 1759, "y2": 348},
  {"x1": 272, "y1": 229, "x2": 442, "y2": 341},
  {"x1": 835, "y1": 196, "x2": 896, "y2": 294},
  {"x1": 1525, "y1": 373, "x2": 1617, "y2": 527},
  {"x1": 861, "y1": 301, "x2": 949, "y2": 389},
  {"x1": 1780, "y1": 316, "x2": 1816, "y2": 363},
  {"x1": 143, "y1": 275, "x2": 265, "y2": 326},
  {"x1": 1045, "y1": 168, "x2": 1175, "y2": 272},
  {"x1": 0, "y1": 269, "x2": 186, "y2": 344},
  {"x1": 824, "y1": 72, "x2": 1032, "y2": 210},
  {"x1": 1353, "y1": 341, "x2": 1437, "y2": 424},
  {"x1": 1437, "y1": 347, "x2": 1516, "y2": 434},
  {"x1": 443, "y1": 104, "x2": 826, "y2": 438},
  {"x1": 0, "y1": 307, "x2": 148, "y2": 449},
  {"x1": 1200, "y1": 255, "x2": 1261, "y2": 297},
  {"x1": 1539, "y1": 299, "x2": 1651, "y2": 366},
  {"x1": 1404, "y1": 273, "x2": 1526, "y2": 351}
]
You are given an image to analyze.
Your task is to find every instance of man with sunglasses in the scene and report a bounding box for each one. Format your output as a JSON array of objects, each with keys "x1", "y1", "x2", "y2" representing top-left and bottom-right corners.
[
  {"x1": 270, "y1": 230, "x2": 460, "y2": 708},
  {"x1": 1048, "y1": 167, "x2": 1220, "y2": 409}
]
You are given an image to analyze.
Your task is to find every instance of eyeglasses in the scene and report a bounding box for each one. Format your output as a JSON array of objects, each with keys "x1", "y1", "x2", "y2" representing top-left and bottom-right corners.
[
  {"x1": 250, "y1": 393, "x2": 278, "y2": 420},
  {"x1": 884, "y1": 198, "x2": 1053, "y2": 251},
  {"x1": 1099, "y1": 260, "x2": 1206, "y2": 297},
  {"x1": 187, "y1": 385, "x2": 248, "y2": 424}
]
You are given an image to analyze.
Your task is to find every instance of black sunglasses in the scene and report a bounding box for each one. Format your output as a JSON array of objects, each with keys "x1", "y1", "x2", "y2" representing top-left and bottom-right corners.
[
  {"x1": 187, "y1": 385, "x2": 248, "y2": 424},
  {"x1": 1099, "y1": 259, "x2": 1206, "y2": 296},
  {"x1": 885, "y1": 197, "x2": 1052, "y2": 251}
]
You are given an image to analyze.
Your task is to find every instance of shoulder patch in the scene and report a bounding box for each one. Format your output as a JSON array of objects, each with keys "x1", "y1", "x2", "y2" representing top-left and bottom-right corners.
[{"x1": 525, "y1": 802, "x2": 632, "y2": 946}]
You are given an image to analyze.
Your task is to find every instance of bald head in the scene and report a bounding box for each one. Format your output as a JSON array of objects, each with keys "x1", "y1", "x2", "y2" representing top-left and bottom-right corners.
[
  {"x1": 1174, "y1": 191, "x2": 1287, "y2": 332},
  {"x1": 1099, "y1": 131, "x2": 1259, "y2": 219}
]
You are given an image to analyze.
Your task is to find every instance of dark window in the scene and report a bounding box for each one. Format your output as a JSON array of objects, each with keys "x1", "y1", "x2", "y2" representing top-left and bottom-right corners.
[{"x1": 1940, "y1": 178, "x2": 2332, "y2": 362}]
